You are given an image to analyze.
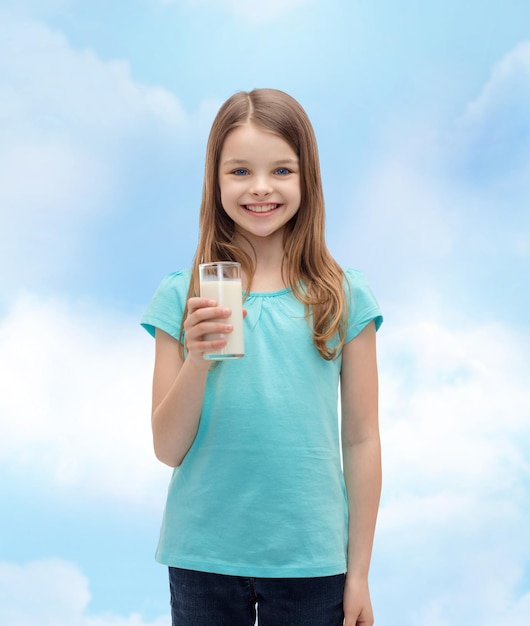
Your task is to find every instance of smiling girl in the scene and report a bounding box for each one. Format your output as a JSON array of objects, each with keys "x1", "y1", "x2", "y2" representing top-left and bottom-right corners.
[{"x1": 142, "y1": 88, "x2": 383, "y2": 626}]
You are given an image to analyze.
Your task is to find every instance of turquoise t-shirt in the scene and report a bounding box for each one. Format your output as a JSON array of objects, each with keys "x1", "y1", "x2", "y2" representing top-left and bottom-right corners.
[{"x1": 141, "y1": 268, "x2": 382, "y2": 577}]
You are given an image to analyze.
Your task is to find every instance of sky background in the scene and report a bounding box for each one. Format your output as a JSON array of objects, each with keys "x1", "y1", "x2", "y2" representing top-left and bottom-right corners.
[{"x1": 0, "y1": 0, "x2": 529, "y2": 624}]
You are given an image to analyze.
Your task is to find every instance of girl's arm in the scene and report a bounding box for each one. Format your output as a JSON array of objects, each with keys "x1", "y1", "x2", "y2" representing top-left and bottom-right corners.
[
  {"x1": 150, "y1": 297, "x2": 232, "y2": 467},
  {"x1": 340, "y1": 320, "x2": 381, "y2": 626}
]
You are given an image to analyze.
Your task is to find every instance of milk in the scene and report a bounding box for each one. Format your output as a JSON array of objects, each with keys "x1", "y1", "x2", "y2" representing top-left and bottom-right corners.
[{"x1": 200, "y1": 278, "x2": 245, "y2": 359}]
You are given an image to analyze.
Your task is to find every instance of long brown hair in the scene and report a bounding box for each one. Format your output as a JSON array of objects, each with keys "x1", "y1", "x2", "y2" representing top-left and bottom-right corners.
[{"x1": 181, "y1": 88, "x2": 348, "y2": 360}]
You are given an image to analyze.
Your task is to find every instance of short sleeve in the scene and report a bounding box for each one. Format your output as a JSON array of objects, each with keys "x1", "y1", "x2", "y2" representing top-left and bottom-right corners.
[
  {"x1": 140, "y1": 270, "x2": 191, "y2": 342},
  {"x1": 344, "y1": 268, "x2": 383, "y2": 343}
]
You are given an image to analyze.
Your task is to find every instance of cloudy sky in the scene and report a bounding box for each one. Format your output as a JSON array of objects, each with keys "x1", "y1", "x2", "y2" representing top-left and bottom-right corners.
[{"x1": 0, "y1": 0, "x2": 529, "y2": 624}]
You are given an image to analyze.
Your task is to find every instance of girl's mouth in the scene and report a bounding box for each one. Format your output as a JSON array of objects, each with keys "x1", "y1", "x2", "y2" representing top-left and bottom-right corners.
[{"x1": 243, "y1": 204, "x2": 280, "y2": 214}]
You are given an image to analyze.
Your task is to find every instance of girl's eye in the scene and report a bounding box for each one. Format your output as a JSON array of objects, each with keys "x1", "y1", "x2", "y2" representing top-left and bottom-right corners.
[
  {"x1": 275, "y1": 167, "x2": 290, "y2": 175},
  {"x1": 233, "y1": 169, "x2": 248, "y2": 176}
]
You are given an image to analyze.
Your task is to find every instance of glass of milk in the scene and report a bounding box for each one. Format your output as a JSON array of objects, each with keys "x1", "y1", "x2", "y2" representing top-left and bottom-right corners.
[{"x1": 199, "y1": 261, "x2": 245, "y2": 360}]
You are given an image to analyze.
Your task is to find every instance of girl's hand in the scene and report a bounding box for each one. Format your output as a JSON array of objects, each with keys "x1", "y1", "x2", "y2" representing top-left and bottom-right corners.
[
  {"x1": 183, "y1": 297, "x2": 233, "y2": 364},
  {"x1": 343, "y1": 574, "x2": 374, "y2": 626}
]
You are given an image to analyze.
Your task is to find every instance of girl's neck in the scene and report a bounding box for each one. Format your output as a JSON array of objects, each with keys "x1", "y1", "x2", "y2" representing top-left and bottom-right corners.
[
  {"x1": 237, "y1": 232, "x2": 287, "y2": 292},
  {"x1": 249, "y1": 260, "x2": 286, "y2": 292}
]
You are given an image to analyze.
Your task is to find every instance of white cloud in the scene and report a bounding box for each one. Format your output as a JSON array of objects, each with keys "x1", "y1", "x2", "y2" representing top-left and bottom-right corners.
[
  {"x1": 379, "y1": 312, "x2": 530, "y2": 513},
  {"x1": 0, "y1": 15, "x2": 196, "y2": 293},
  {"x1": 0, "y1": 293, "x2": 169, "y2": 508},
  {"x1": 373, "y1": 311, "x2": 530, "y2": 625},
  {"x1": 463, "y1": 41, "x2": 530, "y2": 133},
  {"x1": 0, "y1": 559, "x2": 170, "y2": 626},
  {"x1": 160, "y1": 0, "x2": 315, "y2": 25},
  {"x1": 0, "y1": 19, "x2": 186, "y2": 133},
  {"x1": 454, "y1": 40, "x2": 530, "y2": 182},
  {"x1": 342, "y1": 40, "x2": 530, "y2": 296}
]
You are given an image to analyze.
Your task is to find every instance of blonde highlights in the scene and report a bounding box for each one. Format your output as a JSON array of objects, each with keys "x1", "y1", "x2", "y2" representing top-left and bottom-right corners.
[{"x1": 182, "y1": 88, "x2": 347, "y2": 360}]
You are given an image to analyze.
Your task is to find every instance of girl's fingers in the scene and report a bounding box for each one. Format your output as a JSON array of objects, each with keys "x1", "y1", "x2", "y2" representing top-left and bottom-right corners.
[
  {"x1": 184, "y1": 305, "x2": 233, "y2": 357},
  {"x1": 187, "y1": 296, "x2": 216, "y2": 314},
  {"x1": 187, "y1": 300, "x2": 231, "y2": 322},
  {"x1": 184, "y1": 297, "x2": 241, "y2": 358},
  {"x1": 185, "y1": 310, "x2": 231, "y2": 340},
  {"x1": 189, "y1": 321, "x2": 233, "y2": 338}
]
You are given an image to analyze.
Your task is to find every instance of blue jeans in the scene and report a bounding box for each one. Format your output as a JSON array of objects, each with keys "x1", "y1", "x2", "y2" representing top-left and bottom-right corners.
[{"x1": 169, "y1": 567, "x2": 345, "y2": 626}]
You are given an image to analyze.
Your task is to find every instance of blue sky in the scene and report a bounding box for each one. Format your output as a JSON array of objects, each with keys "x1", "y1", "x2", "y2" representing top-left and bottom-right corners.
[{"x1": 0, "y1": 1, "x2": 529, "y2": 624}]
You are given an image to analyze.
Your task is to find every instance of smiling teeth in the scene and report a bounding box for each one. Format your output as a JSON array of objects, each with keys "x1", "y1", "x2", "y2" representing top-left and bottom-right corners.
[{"x1": 244, "y1": 204, "x2": 279, "y2": 213}]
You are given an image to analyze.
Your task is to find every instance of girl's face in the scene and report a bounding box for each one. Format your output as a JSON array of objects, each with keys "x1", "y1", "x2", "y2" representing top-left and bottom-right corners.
[{"x1": 218, "y1": 123, "x2": 301, "y2": 245}]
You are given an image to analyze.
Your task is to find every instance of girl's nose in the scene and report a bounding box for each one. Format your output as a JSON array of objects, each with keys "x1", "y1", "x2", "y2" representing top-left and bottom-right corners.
[{"x1": 250, "y1": 175, "x2": 273, "y2": 196}]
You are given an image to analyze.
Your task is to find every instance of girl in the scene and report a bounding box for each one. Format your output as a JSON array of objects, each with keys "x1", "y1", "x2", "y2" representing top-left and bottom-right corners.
[{"x1": 142, "y1": 88, "x2": 383, "y2": 626}]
